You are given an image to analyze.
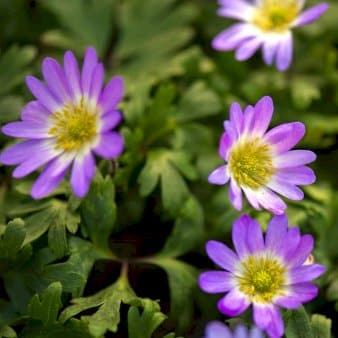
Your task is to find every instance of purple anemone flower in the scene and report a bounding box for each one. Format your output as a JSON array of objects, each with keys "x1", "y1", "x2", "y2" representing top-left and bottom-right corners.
[
  {"x1": 0, "y1": 46, "x2": 124, "y2": 199},
  {"x1": 205, "y1": 321, "x2": 263, "y2": 338},
  {"x1": 213, "y1": 0, "x2": 329, "y2": 71},
  {"x1": 208, "y1": 96, "x2": 316, "y2": 215},
  {"x1": 199, "y1": 214, "x2": 325, "y2": 338}
]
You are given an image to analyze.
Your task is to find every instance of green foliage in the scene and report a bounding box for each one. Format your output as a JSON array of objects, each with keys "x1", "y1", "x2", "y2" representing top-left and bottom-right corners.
[
  {"x1": 80, "y1": 174, "x2": 116, "y2": 252},
  {"x1": 128, "y1": 299, "x2": 166, "y2": 338}
]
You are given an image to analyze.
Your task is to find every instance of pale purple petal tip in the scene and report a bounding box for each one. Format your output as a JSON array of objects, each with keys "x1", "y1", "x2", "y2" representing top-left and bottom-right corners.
[
  {"x1": 205, "y1": 321, "x2": 232, "y2": 338},
  {"x1": 294, "y1": 3, "x2": 329, "y2": 27},
  {"x1": 198, "y1": 271, "x2": 233, "y2": 294},
  {"x1": 217, "y1": 289, "x2": 250, "y2": 316},
  {"x1": 205, "y1": 240, "x2": 239, "y2": 272},
  {"x1": 276, "y1": 33, "x2": 293, "y2": 72},
  {"x1": 93, "y1": 132, "x2": 124, "y2": 159},
  {"x1": 208, "y1": 165, "x2": 229, "y2": 185},
  {"x1": 99, "y1": 76, "x2": 124, "y2": 115}
]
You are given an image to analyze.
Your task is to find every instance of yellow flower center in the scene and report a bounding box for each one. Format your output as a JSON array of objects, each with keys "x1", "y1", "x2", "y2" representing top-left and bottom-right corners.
[
  {"x1": 252, "y1": 0, "x2": 301, "y2": 32},
  {"x1": 239, "y1": 255, "x2": 286, "y2": 303},
  {"x1": 48, "y1": 99, "x2": 98, "y2": 151},
  {"x1": 228, "y1": 137, "x2": 275, "y2": 190}
]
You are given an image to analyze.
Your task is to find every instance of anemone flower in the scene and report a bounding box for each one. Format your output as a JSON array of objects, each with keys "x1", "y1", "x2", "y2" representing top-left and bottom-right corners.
[
  {"x1": 213, "y1": 0, "x2": 329, "y2": 71},
  {"x1": 199, "y1": 214, "x2": 325, "y2": 338},
  {"x1": 1, "y1": 46, "x2": 124, "y2": 198},
  {"x1": 208, "y1": 96, "x2": 316, "y2": 214}
]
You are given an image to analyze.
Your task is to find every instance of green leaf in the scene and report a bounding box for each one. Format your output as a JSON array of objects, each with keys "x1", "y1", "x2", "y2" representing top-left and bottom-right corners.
[
  {"x1": 176, "y1": 81, "x2": 221, "y2": 122},
  {"x1": 285, "y1": 306, "x2": 314, "y2": 338},
  {"x1": 20, "y1": 319, "x2": 93, "y2": 338},
  {"x1": 41, "y1": 0, "x2": 116, "y2": 55},
  {"x1": 163, "y1": 334, "x2": 184, "y2": 338},
  {"x1": 138, "y1": 149, "x2": 195, "y2": 215},
  {"x1": 128, "y1": 299, "x2": 166, "y2": 338},
  {"x1": 151, "y1": 258, "x2": 198, "y2": 332},
  {"x1": 0, "y1": 219, "x2": 25, "y2": 259},
  {"x1": 80, "y1": 174, "x2": 116, "y2": 251},
  {"x1": 291, "y1": 76, "x2": 321, "y2": 109},
  {"x1": 28, "y1": 282, "x2": 62, "y2": 326},
  {"x1": 116, "y1": 0, "x2": 197, "y2": 77},
  {"x1": 0, "y1": 45, "x2": 36, "y2": 96},
  {"x1": 158, "y1": 196, "x2": 204, "y2": 258},
  {"x1": 40, "y1": 237, "x2": 107, "y2": 296},
  {"x1": 0, "y1": 326, "x2": 16, "y2": 338},
  {"x1": 60, "y1": 270, "x2": 135, "y2": 336},
  {"x1": 311, "y1": 314, "x2": 331, "y2": 338}
]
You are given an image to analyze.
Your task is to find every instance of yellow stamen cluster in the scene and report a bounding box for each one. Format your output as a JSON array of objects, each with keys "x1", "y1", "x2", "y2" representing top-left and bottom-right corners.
[
  {"x1": 228, "y1": 137, "x2": 275, "y2": 190},
  {"x1": 252, "y1": 0, "x2": 301, "y2": 32},
  {"x1": 49, "y1": 100, "x2": 98, "y2": 151},
  {"x1": 239, "y1": 255, "x2": 286, "y2": 303}
]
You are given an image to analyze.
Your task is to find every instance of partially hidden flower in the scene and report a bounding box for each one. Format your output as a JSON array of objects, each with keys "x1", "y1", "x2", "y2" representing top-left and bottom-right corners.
[
  {"x1": 0, "y1": 46, "x2": 124, "y2": 199},
  {"x1": 213, "y1": 0, "x2": 329, "y2": 71},
  {"x1": 199, "y1": 214, "x2": 325, "y2": 338},
  {"x1": 208, "y1": 96, "x2": 316, "y2": 215},
  {"x1": 205, "y1": 321, "x2": 263, "y2": 338}
]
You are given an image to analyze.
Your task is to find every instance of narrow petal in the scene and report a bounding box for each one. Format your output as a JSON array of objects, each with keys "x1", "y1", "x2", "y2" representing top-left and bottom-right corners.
[
  {"x1": 276, "y1": 33, "x2": 293, "y2": 72},
  {"x1": 100, "y1": 110, "x2": 123, "y2": 132},
  {"x1": 219, "y1": 132, "x2": 232, "y2": 160},
  {"x1": 276, "y1": 166, "x2": 316, "y2": 185},
  {"x1": 206, "y1": 240, "x2": 239, "y2": 272},
  {"x1": 89, "y1": 63, "x2": 104, "y2": 104},
  {"x1": 247, "y1": 218, "x2": 264, "y2": 253},
  {"x1": 255, "y1": 187, "x2": 287, "y2": 215},
  {"x1": 25, "y1": 76, "x2": 61, "y2": 112},
  {"x1": 232, "y1": 214, "x2": 251, "y2": 259},
  {"x1": 229, "y1": 179, "x2": 243, "y2": 211},
  {"x1": 293, "y1": 3, "x2": 329, "y2": 27},
  {"x1": 81, "y1": 46, "x2": 98, "y2": 96},
  {"x1": 280, "y1": 227, "x2": 301, "y2": 262},
  {"x1": 242, "y1": 105, "x2": 255, "y2": 134},
  {"x1": 42, "y1": 57, "x2": 71, "y2": 103},
  {"x1": 265, "y1": 122, "x2": 305, "y2": 154},
  {"x1": 64, "y1": 50, "x2": 82, "y2": 99},
  {"x1": 198, "y1": 271, "x2": 234, "y2": 293},
  {"x1": 275, "y1": 295, "x2": 302, "y2": 309},
  {"x1": 12, "y1": 143, "x2": 62, "y2": 178},
  {"x1": 217, "y1": 289, "x2": 250, "y2": 316},
  {"x1": 208, "y1": 165, "x2": 230, "y2": 185},
  {"x1": 235, "y1": 37, "x2": 262, "y2": 61},
  {"x1": 252, "y1": 96, "x2": 274, "y2": 136},
  {"x1": 99, "y1": 76, "x2": 124, "y2": 115},
  {"x1": 267, "y1": 178, "x2": 304, "y2": 201},
  {"x1": 262, "y1": 39, "x2": 279, "y2": 65},
  {"x1": 250, "y1": 326, "x2": 264, "y2": 338},
  {"x1": 70, "y1": 152, "x2": 96, "y2": 198},
  {"x1": 287, "y1": 282, "x2": 318, "y2": 303},
  {"x1": 93, "y1": 132, "x2": 124, "y2": 159},
  {"x1": 205, "y1": 321, "x2": 232, "y2": 338},
  {"x1": 253, "y1": 304, "x2": 272, "y2": 330},
  {"x1": 242, "y1": 187, "x2": 262, "y2": 210},
  {"x1": 218, "y1": 0, "x2": 255, "y2": 20},
  {"x1": 274, "y1": 150, "x2": 316, "y2": 168},
  {"x1": 0, "y1": 140, "x2": 47, "y2": 165},
  {"x1": 234, "y1": 325, "x2": 249, "y2": 338},
  {"x1": 289, "y1": 264, "x2": 326, "y2": 284},
  {"x1": 230, "y1": 102, "x2": 244, "y2": 136},
  {"x1": 2, "y1": 121, "x2": 50, "y2": 139},
  {"x1": 31, "y1": 153, "x2": 74, "y2": 199},
  {"x1": 21, "y1": 101, "x2": 50, "y2": 122},
  {"x1": 265, "y1": 306, "x2": 284, "y2": 338},
  {"x1": 288, "y1": 235, "x2": 314, "y2": 267},
  {"x1": 265, "y1": 214, "x2": 288, "y2": 253},
  {"x1": 224, "y1": 121, "x2": 237, "y2": 143},
  {"x1": 212, "y1": 23, "x2": 257, "y2": 51}
]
